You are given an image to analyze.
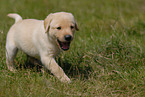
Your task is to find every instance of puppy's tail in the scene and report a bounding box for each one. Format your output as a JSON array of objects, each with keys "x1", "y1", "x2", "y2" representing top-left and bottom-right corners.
[{"x1": 7, "y1": 13, "x2": 22, "y2": 23}]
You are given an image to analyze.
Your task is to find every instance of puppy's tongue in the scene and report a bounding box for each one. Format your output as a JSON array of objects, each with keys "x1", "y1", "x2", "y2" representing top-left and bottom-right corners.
[
  {"x1": 61, "y1": 42, "x2": 70, "y2": 50},
  {"x1": 57, "y1": 39, "x2": 71, "y2": 51}
]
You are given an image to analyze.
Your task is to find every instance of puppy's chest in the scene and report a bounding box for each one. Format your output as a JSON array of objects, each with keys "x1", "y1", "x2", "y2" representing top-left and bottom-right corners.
[{"x1": 47, "y1": 46, "x2": 61, "y2": 57}]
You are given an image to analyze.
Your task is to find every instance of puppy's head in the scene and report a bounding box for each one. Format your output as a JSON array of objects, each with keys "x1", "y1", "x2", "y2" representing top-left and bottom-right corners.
[{"x1": 44, "y1": 12, "x2": 79, "y2": 51}]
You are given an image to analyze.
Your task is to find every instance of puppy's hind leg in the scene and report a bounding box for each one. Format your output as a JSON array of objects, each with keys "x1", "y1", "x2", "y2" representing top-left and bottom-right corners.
[{"x1": 6, "y1": 42, "x2": 18, "y2": 72}]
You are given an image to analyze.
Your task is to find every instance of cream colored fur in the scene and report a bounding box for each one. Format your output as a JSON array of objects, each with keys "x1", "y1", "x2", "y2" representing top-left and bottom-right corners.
[{"x1": 6, "y1": 12, "x2": 79, "y2": 83}]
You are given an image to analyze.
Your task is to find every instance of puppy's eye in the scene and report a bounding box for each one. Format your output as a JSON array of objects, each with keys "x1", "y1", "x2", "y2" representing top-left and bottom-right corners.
[
  {"x1": 57, "y1": 27, "x2": 61, "y2": 30},
  {"x1": 71, "y1": 26, "x2": 74, "y2": 29}
]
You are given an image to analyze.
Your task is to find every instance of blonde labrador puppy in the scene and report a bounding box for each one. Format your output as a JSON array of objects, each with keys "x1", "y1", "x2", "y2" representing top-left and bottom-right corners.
[{"x1": 6, "y1": 12, "x2": 79, "y2": 83}]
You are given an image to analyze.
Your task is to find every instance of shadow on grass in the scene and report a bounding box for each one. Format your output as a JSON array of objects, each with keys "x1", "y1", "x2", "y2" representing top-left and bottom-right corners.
[
  {"x1": 15, "y1": 56, "x2": 43, "y2": 72},
  {"x1": 57, "y1": 54, "x2": 93, "y2": 80},
  {"x1": 15, "y1": 55, "x2": 93, "y2": 80}
]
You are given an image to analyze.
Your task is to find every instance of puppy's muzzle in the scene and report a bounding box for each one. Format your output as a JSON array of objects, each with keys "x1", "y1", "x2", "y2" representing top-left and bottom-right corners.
[{"x1": 57, "y1": 35, "x2": 73, "y2": 51}]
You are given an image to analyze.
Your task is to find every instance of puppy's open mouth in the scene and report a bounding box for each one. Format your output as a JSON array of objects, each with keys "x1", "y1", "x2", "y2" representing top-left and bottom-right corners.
[{"x1": 57, "y1": 39, "x2": 71, "y2": 51}]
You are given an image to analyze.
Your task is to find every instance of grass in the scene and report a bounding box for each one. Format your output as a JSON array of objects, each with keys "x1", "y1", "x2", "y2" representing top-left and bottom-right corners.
[{"x1": 0, "y1": 0, "x2": 145, "y2": 96}]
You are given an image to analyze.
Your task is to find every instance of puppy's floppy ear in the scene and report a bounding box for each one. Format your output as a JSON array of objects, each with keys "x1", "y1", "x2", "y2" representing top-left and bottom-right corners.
[
  {"x1": 44, "y1": 13, "x2": 53, "y2": 33},
  {"x1": 75, "y1": 22, "x2": 79, "y2": 31}
]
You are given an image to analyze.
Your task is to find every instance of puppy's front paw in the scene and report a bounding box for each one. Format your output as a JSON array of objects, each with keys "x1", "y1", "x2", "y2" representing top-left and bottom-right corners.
[
  {"x1": 7, "y1": 66, "x2": 16, "y2": 73},
  {"x1": 60, "y1": 75, "x2": 71, "y2": 83}
]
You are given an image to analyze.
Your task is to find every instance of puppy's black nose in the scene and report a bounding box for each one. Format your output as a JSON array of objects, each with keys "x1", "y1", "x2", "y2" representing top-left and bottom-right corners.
[{"x1": 64, "y1": 35, "x2": 72, "y2": 41}]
